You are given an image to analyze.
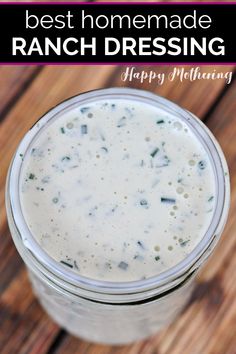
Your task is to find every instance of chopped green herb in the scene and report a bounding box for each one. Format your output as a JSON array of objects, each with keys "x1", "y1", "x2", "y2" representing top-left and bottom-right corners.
[
  {"x1": 37, "y1": 187, "x2": 44, "y2": 191},
  {"x1": 164, "y1": 155, "x2": 170, "y2": 163},
  {"x1": 118, "y1": 261, "x2": 128, "y2": 270},
  {"x1": 111, "y1": 205, "x2": 118, "y2": 213},
  {"x1": 99, "y1": 132, "x2": 106, "y2": 141},
  {"x1": 150, "y1": 147, "x2": 159, "y2": 158},
  {"x1": 105, "y1": 262, "x2": 112, "y2": 270},
  {"x1": 140, "y1": 199, "x2": 148, "y2": 206},
  {"x1": 62, "y1": 156, "x2": 71, "y2": 161},
  {"x1": 161, "y1": 197, "x2": 176, "y2": 204},
  {"x1": 117, "y1": 117, "x2": 126, "y2": 128},
  {"x1": 42, "y1": 176, "x2": 50, "y2": 184},
  {"x1": 198, "y1": 160, "x2": 206, "y2": 170},
  {"x1": 125, "y1": 107, "x2": 133, "y2": 116},
  {"x1": 156, "y1": 119, "x2": 165, "y2": 124},
  {"x1": 137, "y1": 241, "x2": 145, "y2": 249},
  {"x1": 73, "y1": 260, "x2": 79, "y2": 270},
  {"x1": 60, "y1": 260, "x2": 73, "y2": 268},
  {"x1": 179, "y1": 239, "x2": 189, "y2": 247},
  {"x1": 80, "y1": 107, "x2": 90, "y2": 113},
  {"x1": 134, "y1": 254, "x2": 144, "y2": 261},
  {"x1": 123, "y1": 242, "x2": 128, "y2": 250},
  {"x1": 156, "y1": 155, "x2": 170, "y2": 167},
  {"x1": 81, "y1": 125, "x2": 88, "y2": 134},
  {"x1": 19, "y1": 99, "x2": 216, "y2": 282}
]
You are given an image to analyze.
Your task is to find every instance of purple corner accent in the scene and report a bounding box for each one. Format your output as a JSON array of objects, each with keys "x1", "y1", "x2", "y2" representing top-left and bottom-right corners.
[{"x1": 0, "y1": 2, "x2": 236, "y2": 5}]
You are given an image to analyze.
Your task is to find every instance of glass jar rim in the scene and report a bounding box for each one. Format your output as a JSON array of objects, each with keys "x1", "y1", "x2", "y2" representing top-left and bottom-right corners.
[{"x1": 7, "y1": 87, "x2": 230, "y2": 295}]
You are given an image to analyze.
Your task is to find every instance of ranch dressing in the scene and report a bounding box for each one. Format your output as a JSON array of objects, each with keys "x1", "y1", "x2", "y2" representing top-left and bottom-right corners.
[{"x1": 20, "y1": 99, "x2": 216, "y2": 282}]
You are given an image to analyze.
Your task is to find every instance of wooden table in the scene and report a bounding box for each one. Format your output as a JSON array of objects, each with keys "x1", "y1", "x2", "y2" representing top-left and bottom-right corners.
[{"x1": 1, "y1": 64, "x2": 235, "y2": 354}]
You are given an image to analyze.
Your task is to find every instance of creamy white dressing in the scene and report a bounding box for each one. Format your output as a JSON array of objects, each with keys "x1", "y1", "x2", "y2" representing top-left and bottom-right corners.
[{"x1": 20, "y1": 99, "x2": 216, "y2": 281}]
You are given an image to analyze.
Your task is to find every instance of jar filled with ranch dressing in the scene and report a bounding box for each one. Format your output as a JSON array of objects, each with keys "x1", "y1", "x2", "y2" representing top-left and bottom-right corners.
[{"x1": 6, "y1": 88, "x2": 230, "y2": 344}]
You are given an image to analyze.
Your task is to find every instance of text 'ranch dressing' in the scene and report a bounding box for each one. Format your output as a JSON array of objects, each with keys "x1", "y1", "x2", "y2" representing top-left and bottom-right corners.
[{"x1": 20, "y1": 99, "x2": 216, "y2": 282}]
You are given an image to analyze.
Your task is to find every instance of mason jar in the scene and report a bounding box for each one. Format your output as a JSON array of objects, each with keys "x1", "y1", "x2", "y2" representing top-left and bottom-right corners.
[{"x1": 5, "y1": 88, "x2": 230, "y2": 344}]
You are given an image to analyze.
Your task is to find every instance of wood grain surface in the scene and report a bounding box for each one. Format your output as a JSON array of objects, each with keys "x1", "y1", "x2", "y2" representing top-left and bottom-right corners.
[
  {"x1": 0, "y1": 2, "x2": 236, "y2": 354},
  {"x1": 0, "y1": 64, "x2": 235, "y2": 354}
]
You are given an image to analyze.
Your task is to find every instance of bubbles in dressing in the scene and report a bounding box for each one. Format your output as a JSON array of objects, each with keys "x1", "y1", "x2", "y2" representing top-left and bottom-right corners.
[{"x1": 20, "y1": 99, "x2": 216, "y2": 281}]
